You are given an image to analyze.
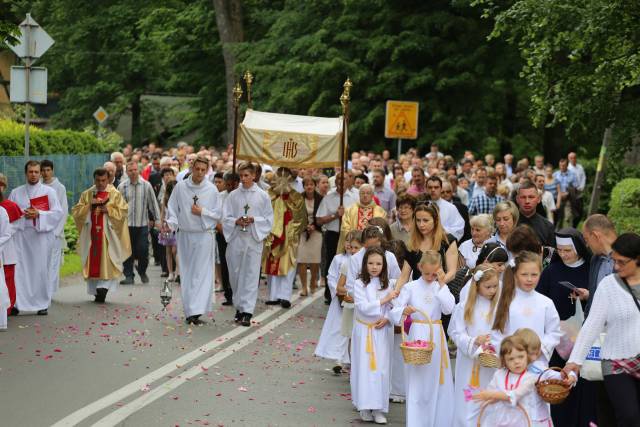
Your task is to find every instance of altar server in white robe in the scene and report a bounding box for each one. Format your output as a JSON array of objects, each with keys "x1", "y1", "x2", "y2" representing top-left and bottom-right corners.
[
  {"x1": 9, "y1": 160, "x2": 63, "y2": 315},
  {"x1": 448, "y1": 265, "x2": 500, "y2": 426},
  {"x1": 223, "y1": 162, "x2": 273, "y2": 327},
  {"x1": 314, "y1": 231, "x2": 362, "y2": 368},
  {"x1": 491, "y1": 250, "x2": 562, "y2": 367},
  {"x1": 346, "y1": 222, "x2": 402, "y2": 297},
  {"x1": 390, "y1": 250, "x2": 455, "y2": 427},
  {"x1": 351, "y1": 246, "x2": 398, "y2": 425},
  {"x1": 0, "y1": 207, "x2": 12, "y2": 329},
  {"x1": 41, "y1": 160, "x2": 68, "y2": 295},
  {"x1": 167, "y1": 156, "x2": 221, "y2": 325},
  {"x1": 427, "y1": 176, "x2": 465, "y2": 241}
]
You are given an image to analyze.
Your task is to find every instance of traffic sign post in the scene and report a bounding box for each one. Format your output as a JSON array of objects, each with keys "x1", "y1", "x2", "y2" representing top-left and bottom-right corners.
[
  {"x1": 385, "y1": 100, "x2": 419, "y2": 159},
  {"x1": 8, "y1": 14, "x2": 54, "y2": 157}
]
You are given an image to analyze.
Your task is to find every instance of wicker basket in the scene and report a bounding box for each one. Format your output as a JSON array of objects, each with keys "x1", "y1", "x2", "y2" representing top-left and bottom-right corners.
[
  {"x1": 477, "y1": 401, "x2": 531, "y2": 427},
  {"x1": 399, "y1": 309, "x2": 434, "y2": 365},
  {"x1": 478, "y1": 351, "x2": 500, "y2": 368},
  {"x1": 535, "y1": 367, "x2": 571, "y2": 404}
]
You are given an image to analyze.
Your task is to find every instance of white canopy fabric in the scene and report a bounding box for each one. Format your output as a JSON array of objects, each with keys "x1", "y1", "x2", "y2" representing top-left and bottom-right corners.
[{"x1": 237, "y1": 110, "x2": 344, "y2": 168}]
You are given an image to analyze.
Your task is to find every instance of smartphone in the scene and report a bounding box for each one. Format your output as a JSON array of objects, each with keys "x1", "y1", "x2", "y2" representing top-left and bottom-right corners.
[{"x1": 558, "y1": 281, "x2": 578, "y2": 291}]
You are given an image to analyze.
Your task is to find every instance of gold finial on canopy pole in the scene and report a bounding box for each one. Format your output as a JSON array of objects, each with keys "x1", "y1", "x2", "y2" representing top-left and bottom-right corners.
[
  {"x1": 243, "y1": 70, "x2": 254, "y2": 109},
  {"x1": 338, "y1": 77, "x2": 352, "y2": 209},
  {"x1": 232, "y1": 81, "x2": 244, "y2": 173}
]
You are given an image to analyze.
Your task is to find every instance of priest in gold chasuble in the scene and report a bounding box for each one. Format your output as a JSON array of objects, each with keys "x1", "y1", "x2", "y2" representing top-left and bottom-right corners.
[
  {"x1": 72, "y1": 168, "x2": 131, "y2": 303},
  {"x1": 337, "y1": 184, "x2": 387, "y2": 254}
]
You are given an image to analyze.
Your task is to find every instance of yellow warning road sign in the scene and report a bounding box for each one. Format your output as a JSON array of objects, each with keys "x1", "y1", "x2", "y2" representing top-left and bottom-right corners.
[{"x1": 385, "y1": 100, "x2": 419, "y2": 139}]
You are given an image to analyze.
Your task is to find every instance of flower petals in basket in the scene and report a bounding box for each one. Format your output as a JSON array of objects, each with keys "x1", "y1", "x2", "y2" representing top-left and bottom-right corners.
[{"x1": 400, "y1": 309, "x2": 434, "y2": 365}]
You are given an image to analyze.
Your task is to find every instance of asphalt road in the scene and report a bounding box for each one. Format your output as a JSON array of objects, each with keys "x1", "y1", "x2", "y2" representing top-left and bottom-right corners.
[{"x1": 0, "y1": 265, "x2": 407, "y2": 426}]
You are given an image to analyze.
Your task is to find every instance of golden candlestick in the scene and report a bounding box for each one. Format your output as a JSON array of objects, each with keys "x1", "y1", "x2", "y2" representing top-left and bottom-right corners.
[
  {"x1": 243, "y1": 70, "x2": 254, "y2": 109},
  {"x1": 233, "y1": 82, "x2": 243, "y2": 107}
]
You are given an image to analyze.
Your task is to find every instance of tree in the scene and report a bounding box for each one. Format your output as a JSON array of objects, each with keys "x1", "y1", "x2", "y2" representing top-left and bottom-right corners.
[
  {"x1": 474, "y1": 0, "x2": 640, "y2": 210},
  {"x1": 234, "y1": 0, "x2": 541, "y2": 157},
  {"x1": 213, "y1": 0, "x2": 244, "y2": 144},
  {"x1": 0, "y1": 1, "x2": 19, "y2": 48},
  {"x1": 13, "y1": 0, "x2": 171, "y2": 145}
]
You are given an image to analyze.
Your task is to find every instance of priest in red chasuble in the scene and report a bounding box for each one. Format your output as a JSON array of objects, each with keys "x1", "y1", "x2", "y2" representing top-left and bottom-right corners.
[
  {"x1": 263, "y1": 168, "x2": 307, "y2": 308},
  {"x1": 72, "y1": 168, "x2": 131, "y2": 303}
]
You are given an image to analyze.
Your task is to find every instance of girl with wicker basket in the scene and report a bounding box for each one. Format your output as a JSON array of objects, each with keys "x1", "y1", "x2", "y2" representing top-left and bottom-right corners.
[
  {"x1": 389, "y1": 250, "x2": 455, "y2": 427},
  {"x1": 490, "y1": 251, "x2": 562, "y2": 368},
  {"x1": 351, "y1": 246, "x2": 399, "y2": 424},
  {"x1": 448, "y1": 264, "x2": 500, "y2": 426},
  {"x1": 473, "y1": 335, "x2": 544, "y2": 425}
]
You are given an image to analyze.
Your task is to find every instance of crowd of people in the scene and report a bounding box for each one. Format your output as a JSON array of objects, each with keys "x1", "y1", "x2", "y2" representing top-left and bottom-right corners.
[{"x1": 0, "y1": 140, "x2": 637, "y2": 427}]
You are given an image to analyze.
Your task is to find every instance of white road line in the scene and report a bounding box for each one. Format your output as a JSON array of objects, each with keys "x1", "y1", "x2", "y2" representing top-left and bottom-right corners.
[
  {"x1": 51, "y1": 294, "x2": 300, "y2": 427},
  {"x1": 93, "y1": 292, "x2": 322, "y2": 426}
]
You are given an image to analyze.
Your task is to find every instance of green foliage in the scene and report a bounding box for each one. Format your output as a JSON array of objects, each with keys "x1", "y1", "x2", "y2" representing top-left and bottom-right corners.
[
  {"x1": 11, "y1": 0, "x2": 225, "y2": 147},
  {"x1": 60, "y1": 252, "x2": 82, "y2": 278},
  {"x1": 608, "y1": 178, "x2": 640, "y2": 233},
  {"x1": 63, "y1": 215, "x2": 79, "y2": 254},
  {"x1": 236, "y1": 0, "x2": 540, "y2": 156},
  {"x1": 0, "y1": 1, "x2": 20, "y2": 47},
  {"x1": 474, "y1": 0, "x2": 640, "y2": 148},
  {"x1": 0, "y1": 119, "x2": 108, "y2": 154}
]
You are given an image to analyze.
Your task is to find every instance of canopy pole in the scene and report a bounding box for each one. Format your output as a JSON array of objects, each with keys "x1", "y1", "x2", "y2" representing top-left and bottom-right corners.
[
  {"x1": 339, "y1": 78, "x2": 352, "y2": 209},
  {"x1": 231, "y1": 81, "x2": 243, "y2": 173}
]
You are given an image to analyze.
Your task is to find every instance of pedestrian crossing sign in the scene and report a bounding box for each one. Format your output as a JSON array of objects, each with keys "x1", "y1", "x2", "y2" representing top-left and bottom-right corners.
[{"x1": 385, "y1": 100, "x2": 419, "y2": 139}]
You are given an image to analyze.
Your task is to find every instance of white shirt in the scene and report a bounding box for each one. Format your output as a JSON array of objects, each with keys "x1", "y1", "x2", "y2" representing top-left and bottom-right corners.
[
  {"x1": 434, "y1": 198, "x2": 465, "y2": 241},
  {"x1": 316, "y1": 189, "x2": 358, "y2": 232},
  {"x1": 459, "y1": 238, "x2": 487, "y2": 269}
]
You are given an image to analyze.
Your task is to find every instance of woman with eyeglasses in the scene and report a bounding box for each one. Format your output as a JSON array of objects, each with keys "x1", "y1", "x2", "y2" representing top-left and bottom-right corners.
[{"x1": 564, "y1": 232, "x2": 640, "y2": 427}]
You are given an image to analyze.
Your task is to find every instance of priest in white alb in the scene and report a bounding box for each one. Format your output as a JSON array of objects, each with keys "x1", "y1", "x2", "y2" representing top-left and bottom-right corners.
[
  {"x1": 223, "y1": 162, "x2": 273, "y2": 327},
  {"x1": 41, "y1": 159, "x2": 69, "y2": 295},
  {"x1": 9, "y1": 160, "x2": 64, "y2": 315},
  {"x1": 72, "y1": 168, "x2": 131, "y2": 303},
  {"x1": 167, "y1": 156, "x2": 221, "y2": 325}
]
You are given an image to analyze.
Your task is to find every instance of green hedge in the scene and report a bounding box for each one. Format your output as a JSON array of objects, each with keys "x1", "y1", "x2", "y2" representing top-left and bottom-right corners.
[
  {"x1": 608, "y1": 178, "x2": 640, "y2": 234},
  {"x1": 0, "y1": 119, "x2": 108, "y2": 154}
]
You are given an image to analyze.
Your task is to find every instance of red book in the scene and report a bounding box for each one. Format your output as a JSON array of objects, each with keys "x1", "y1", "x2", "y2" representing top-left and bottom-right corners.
[
  {"x1": 30, "y1": 195, "x2": 50, "y2": 226},
  {"x1": 0, "y1": 200, "x2": 23, "y2": 222}
]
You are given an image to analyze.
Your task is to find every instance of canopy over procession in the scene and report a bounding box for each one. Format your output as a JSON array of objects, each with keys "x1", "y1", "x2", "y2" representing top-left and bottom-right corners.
[{"x1": 1, "y1": 75, "x2": 639, "y2": 427}]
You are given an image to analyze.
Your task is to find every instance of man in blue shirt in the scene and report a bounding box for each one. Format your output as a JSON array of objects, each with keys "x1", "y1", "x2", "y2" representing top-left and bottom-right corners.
[{"x1": 553, "y1": 158, "x2": 579, "y2": 229}]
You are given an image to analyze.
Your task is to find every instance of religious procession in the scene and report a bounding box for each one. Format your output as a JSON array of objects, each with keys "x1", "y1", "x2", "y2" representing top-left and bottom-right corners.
[{"x1": 2, "y1": 2, "x2": 640, "y2": 426}]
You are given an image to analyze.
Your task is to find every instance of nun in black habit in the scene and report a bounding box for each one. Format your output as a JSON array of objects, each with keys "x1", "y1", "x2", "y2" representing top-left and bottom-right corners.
[{"x1": 536, "y1": 227, "x2": 597, "y2": 427}]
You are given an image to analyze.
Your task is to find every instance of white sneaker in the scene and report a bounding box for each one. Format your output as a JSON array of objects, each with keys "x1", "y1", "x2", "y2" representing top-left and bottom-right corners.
[
  {"x1": 372, "y1": 410, "x2": 387, "y2": 424},
  {"x1": 360, "y1": 410, "x2": 374, "y2": 422},
  {"x1": 390, "y1": 395, "x2": 405, "y2": 403}
]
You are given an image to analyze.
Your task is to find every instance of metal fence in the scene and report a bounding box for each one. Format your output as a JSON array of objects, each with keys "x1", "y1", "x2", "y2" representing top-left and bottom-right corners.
[{"x1": 0, "y1": 154, "x2": 110, "y2": 209}]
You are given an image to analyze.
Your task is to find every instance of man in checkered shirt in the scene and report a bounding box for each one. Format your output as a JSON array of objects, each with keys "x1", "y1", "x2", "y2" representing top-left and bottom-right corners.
[{"x1": 468, "y1": 174, "x2": 504, "y2": 215}]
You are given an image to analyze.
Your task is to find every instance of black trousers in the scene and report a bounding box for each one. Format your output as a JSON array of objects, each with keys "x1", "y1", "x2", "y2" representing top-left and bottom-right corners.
[
  {"x1": 323, "y1": 231, "x2": 340, "y2": 302},
  {"x1": 123, "y1": 226, "x2": 149, "y2": 279},
  {"x1": 604, "y1": 373, "x2": 640, "y2": 427},
  {"x1": 150, "y1": 227, "x2": 167, "y2": 273},
  {"x1": 216, "y1": 232, "x2": 232, "y2": 303}
]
